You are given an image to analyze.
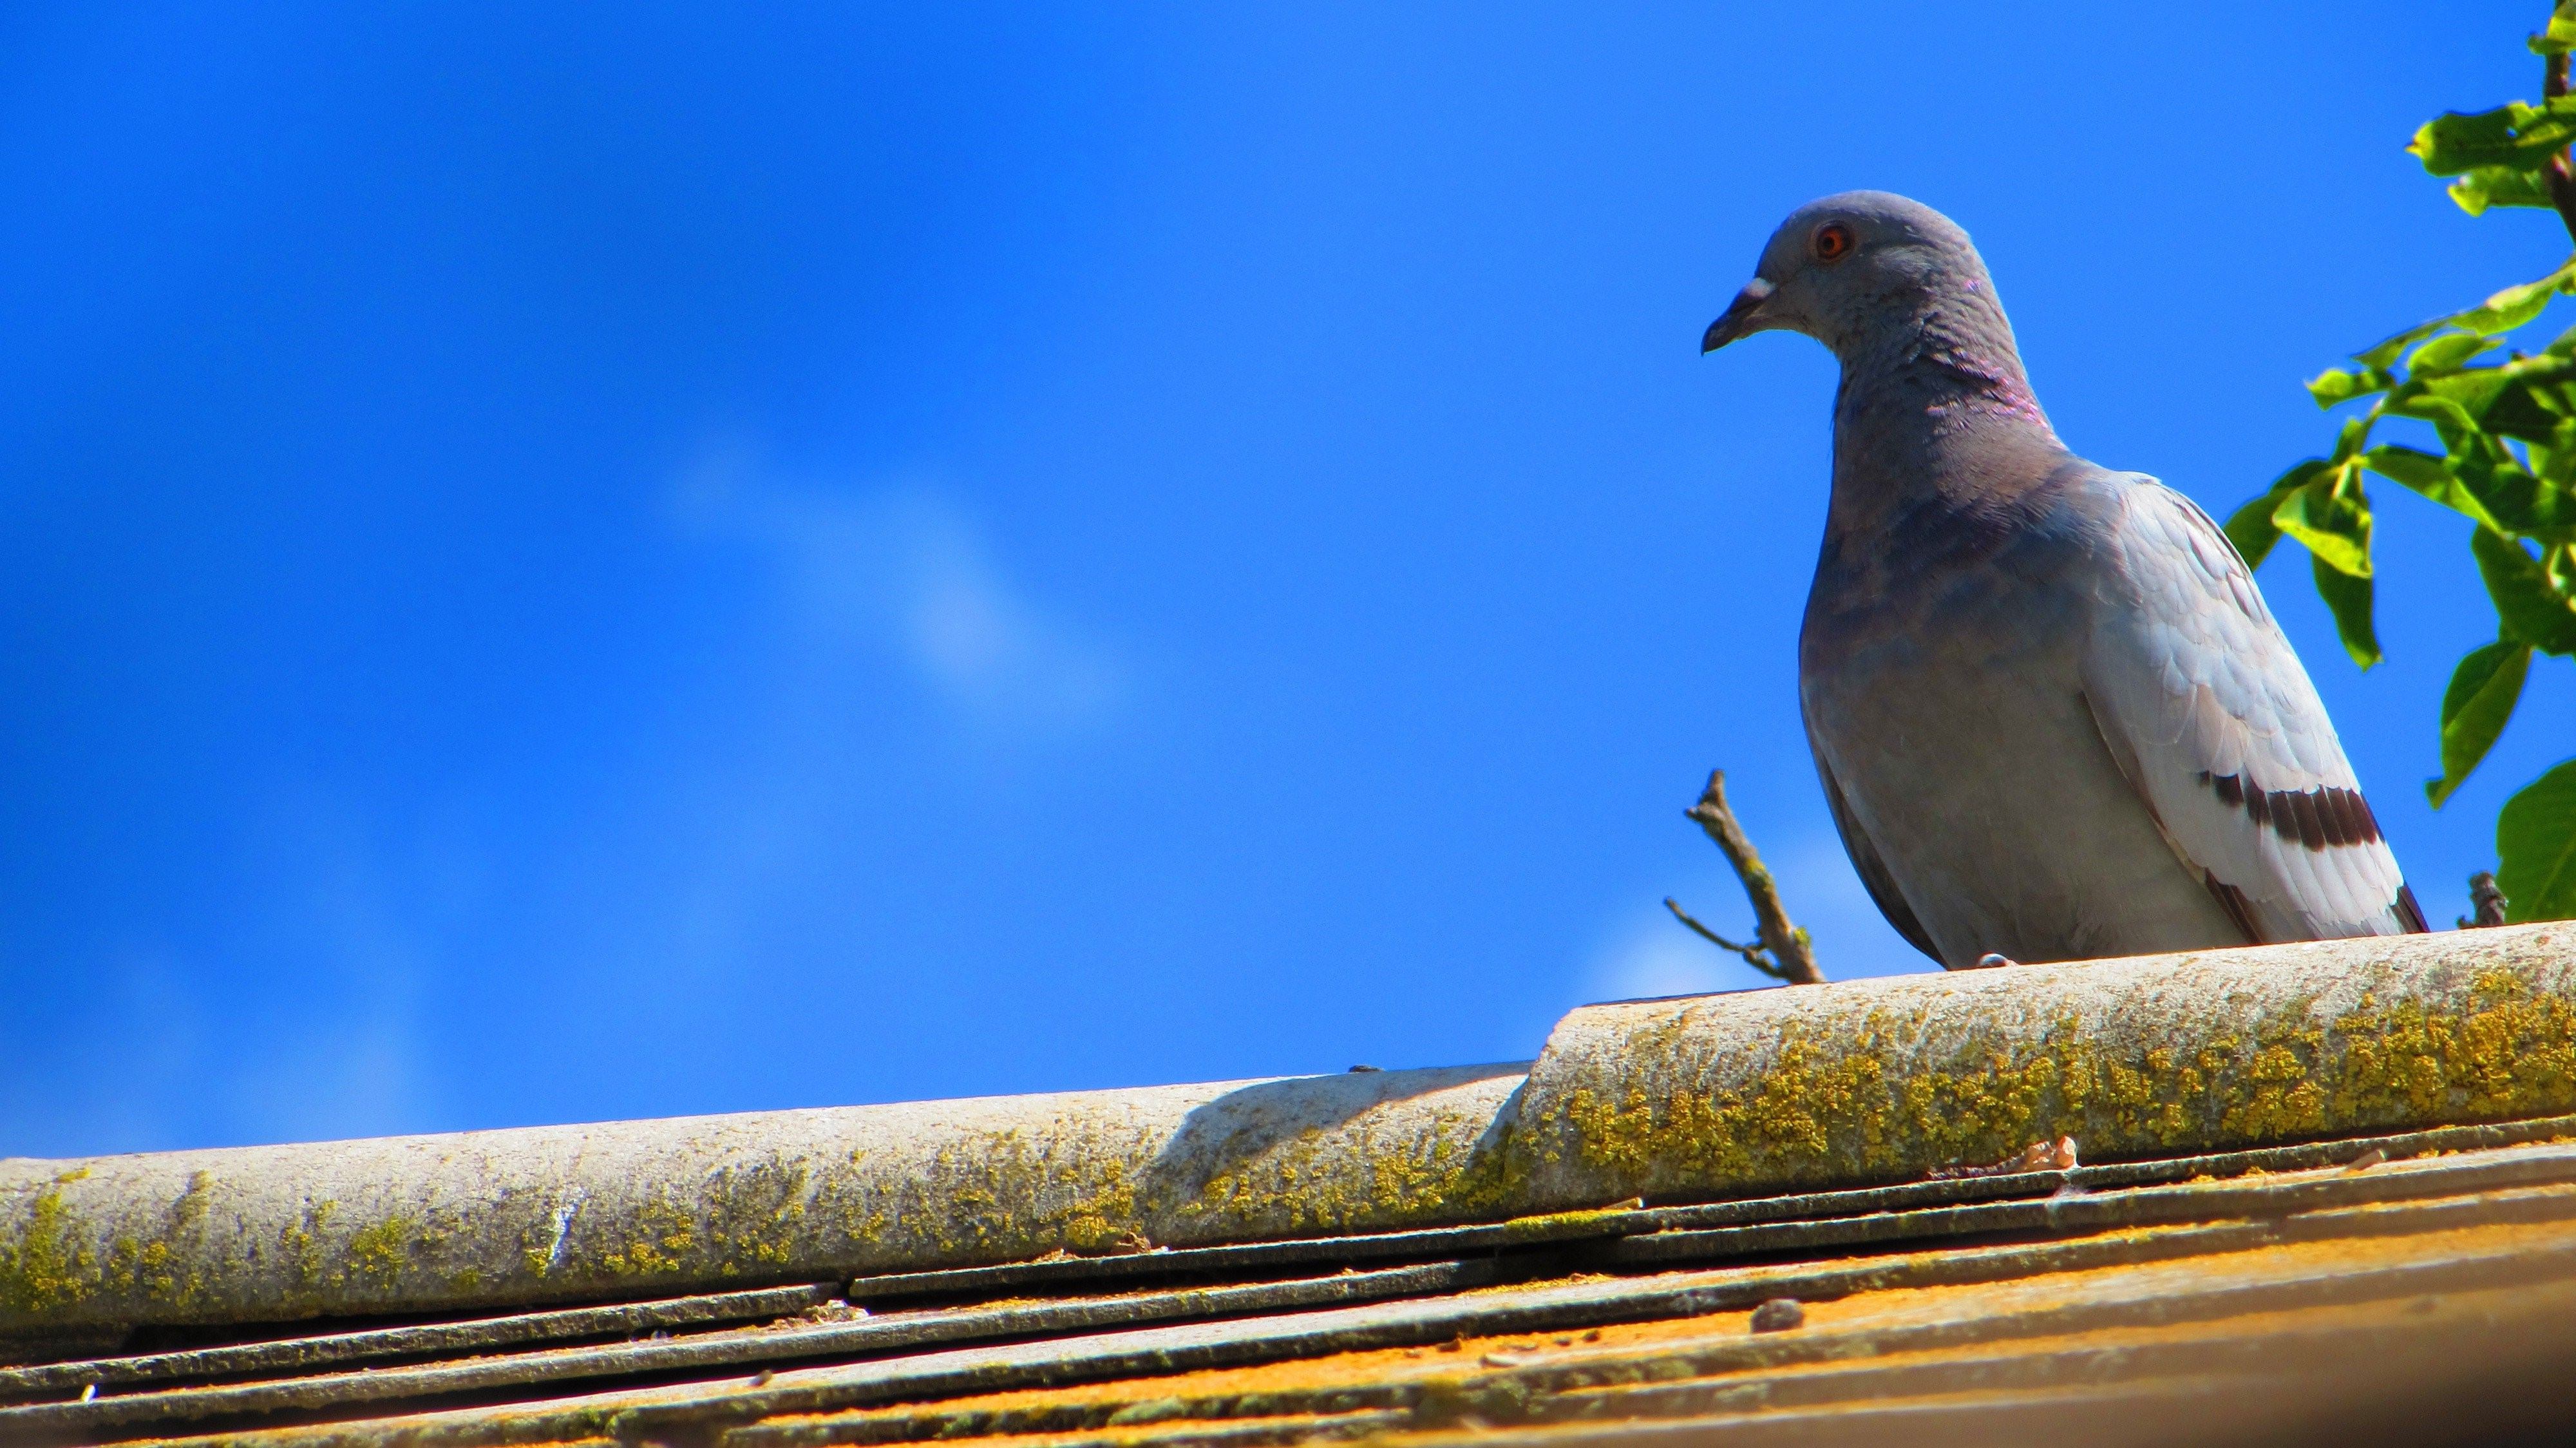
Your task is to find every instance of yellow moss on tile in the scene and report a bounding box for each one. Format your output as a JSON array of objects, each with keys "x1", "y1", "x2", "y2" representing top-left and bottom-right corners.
[
  {"x1": 1180, "y1": 1109, "x2": 1530, "y2": 1239},
  {"x1": 343, "y1": 1215, "x2": 421, "y2": 1290},
  {"x1": 0, "y1": 1179, "x2": 94, "y2": 1315},
  {"x1": 593, "y1": 1195, "x2": 699, "y2": 1277},
  {"x1": 1547, "y1": 961, "x2": 2576, "y2": 1197},
  {"x1": 896, "y1": 1124, "x2": 1148, "y2": 1257}
]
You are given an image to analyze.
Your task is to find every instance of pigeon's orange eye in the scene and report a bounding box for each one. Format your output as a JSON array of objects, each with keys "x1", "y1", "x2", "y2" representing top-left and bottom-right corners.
[{"x1": 1813, "y1": 222, "x2": 1854, "y2": 262}]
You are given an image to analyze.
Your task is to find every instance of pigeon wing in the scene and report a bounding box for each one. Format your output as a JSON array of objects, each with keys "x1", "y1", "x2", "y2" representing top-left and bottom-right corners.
[
  {"x1": 1808, "y1": 720, "x2": 1944, "y2": 964},
  {"x1": 2078, "y1": 477, "x2": 2425, "y2": 942}
]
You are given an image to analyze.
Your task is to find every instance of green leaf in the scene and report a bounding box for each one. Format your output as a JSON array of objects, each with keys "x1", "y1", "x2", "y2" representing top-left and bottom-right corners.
[
  {"x1": 2497, "y1": 758, "x2": 2576, "y2": 922},
  {"x1": 2412, "y1": 97, "x2": 2576, "y2": 176},
  {"x1": 2533, "y1": 437, "x2": 2575, "y2": 489},
  {"x1": 2428, "y1": 639, "x2": 2531, "y2": 806},
  {"x1": 2452, "y1": 165, "x2": 2559, "y2": 214},
  {"x1": 2473, "y1": 526, "x2": 2576, "y2": 653},
  {"x1": 2311, "y1": 553, "x2": 2381, "y2": 668},
  {"x1": 2407, "y1": 330, "x2": 2502, "y2": 374},
  {"x1": 2412, "y1": 105, "x2": 2532, "y2": 175},
  {"x1": 2384, "y1": 386, "x2": 2487, "y2": 450},
  {"x1": 2418, "y1": 364, "x2": 2519, "y2": 417},
  {"x1": 2225, "y1": 460, "x2": 2326, "y2": 569},
  {"x1": 2306, "y1": 368, "x2": 2391, "y2": 408},
  {"x1": 2356, "y1": 319, "x2": 2452, "y2": 371},
  {"x1": 2456, "y1": 263, "x2": 2576, "y2": 334},
  {"x1": 2224, "y1": 497, "x2": 2282, "y2": 569},
  {"x1": 2363, "y1": 444, "x2": 2506, "y2": 529},
  {"x1": 2452, "y1": 444, "x2": 2576, "y2": 542},
  {"x1": 2506, "y1": 347, "x2": 2576, "y2": 381},
  {"x1": 2273, "y1": 466, "x2": 2374, "y2": 576},
  {"x1": 2532, "y1": 12, "x2": 2576, "y2": 56},
  {"x1": 2360, "y1": 268, "x2": 2576, "y2": 376},
  {"x1": 2479, "y1": 372, "x2": 2576, "y2": 443}
]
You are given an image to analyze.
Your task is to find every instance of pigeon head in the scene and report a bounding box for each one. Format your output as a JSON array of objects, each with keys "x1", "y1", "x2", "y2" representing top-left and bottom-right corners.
[{"x1": 1701, "y1": 192, "x2": 2004, "y2": 363}]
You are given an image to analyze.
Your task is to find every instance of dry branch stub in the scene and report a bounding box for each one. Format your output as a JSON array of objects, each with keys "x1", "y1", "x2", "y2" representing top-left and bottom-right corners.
[{"x1": 1678, "y1": 768, "x2": 1825, "y2": 985}]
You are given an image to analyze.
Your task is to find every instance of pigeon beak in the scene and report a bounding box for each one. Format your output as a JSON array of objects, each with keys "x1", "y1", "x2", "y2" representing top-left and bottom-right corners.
[{"x1": 1701, "y1": 279, "x2": 1776, "y2": 353}]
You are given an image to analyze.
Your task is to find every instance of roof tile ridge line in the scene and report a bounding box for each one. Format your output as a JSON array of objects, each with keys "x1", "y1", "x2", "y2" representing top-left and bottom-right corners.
[
  {"x1": 0, "y1": 1062, "x2": 1536, "y2": 1340},
  {"x1": 1510, "y1": 923, "x2": 2576, "y2": 1210},
  {"x1": 5, "y1": 923, "x2": 2572, "y2": 1340}
]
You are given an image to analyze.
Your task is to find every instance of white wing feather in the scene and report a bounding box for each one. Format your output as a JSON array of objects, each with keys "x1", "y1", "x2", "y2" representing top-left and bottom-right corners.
[{"x1": 2079, "y1": 481, "x2": 2418, "y2": 942}]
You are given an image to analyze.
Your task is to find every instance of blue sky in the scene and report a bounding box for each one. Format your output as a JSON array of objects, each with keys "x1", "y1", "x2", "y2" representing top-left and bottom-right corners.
[{"x1": 4, "y1": 5, "x2": 2569, "y2": 1157}]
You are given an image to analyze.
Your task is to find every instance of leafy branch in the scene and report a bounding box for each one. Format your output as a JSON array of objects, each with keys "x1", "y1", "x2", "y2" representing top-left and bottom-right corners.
[{"x1": 2228, "y1": 2, "x2": 2576, "y2": 924}]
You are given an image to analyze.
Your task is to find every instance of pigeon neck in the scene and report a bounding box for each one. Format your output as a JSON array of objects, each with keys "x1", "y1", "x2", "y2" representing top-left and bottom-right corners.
[{"x1": 1825, "y1": 308, "x2": 2062, "y2": 539}]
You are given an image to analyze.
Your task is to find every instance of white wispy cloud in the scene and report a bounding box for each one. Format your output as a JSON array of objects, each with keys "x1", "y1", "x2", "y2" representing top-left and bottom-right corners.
[
  {"x1": 3, "y1": 792, "x2": 439, "y2": 1156},
  {"x1": 215, "y1": 799, "x2": 434, "y2": 1143},
  {"x1": 673, "y1": 453, "x2": 1122, "y2": 730},
  {"x1": 1581, "y1": 912, "x2": 1739, "y2": 1004}
]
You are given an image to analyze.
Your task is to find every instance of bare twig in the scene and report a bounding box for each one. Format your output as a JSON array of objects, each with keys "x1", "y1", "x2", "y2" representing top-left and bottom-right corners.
[
  {"x1": 2544, "y1": 46, "x2": 2576, "y2": 247},
  {"x1": 2463, "y1": 870, "x2": 2509, "y2": 929},
  {"x1": 1662, "y1": 895, "x2": 1796, "y2": 982},
  {"x1": 1676, "y1": 769, "x2": 1825, "y2": 986}
]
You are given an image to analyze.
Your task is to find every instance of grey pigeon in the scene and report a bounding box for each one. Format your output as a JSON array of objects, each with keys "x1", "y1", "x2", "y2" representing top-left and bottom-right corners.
[{"x1": 1702, "y1": 192, "x2": 2427, "y2": 968}]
